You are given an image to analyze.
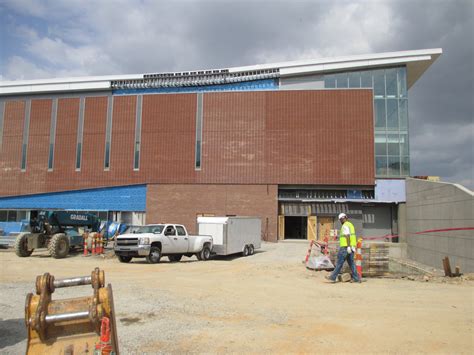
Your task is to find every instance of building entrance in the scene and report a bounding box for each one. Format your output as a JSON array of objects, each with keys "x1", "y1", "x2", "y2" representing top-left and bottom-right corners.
[{"x1": 284, "y1": 216, "x2": 307, "y2": 239}]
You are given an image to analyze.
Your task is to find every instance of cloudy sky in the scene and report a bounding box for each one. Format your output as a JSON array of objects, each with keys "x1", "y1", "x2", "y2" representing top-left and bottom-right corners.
[{"x1": 1, "y1": 0, "x2": 473, "y2": 189}]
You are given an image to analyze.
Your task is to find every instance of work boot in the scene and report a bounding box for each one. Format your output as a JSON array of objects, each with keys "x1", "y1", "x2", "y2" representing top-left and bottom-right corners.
[{"x1": 325, "y1": 275, "x2": 336, "y2": 283}]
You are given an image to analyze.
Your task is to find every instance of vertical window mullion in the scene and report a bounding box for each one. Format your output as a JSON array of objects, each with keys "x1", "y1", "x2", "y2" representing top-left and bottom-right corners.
[
  {"x1": 195, "y1": 93, "x2": 203, "y2": 170},
  {"x1": 21, "y1": 99, "x2": 31, "y2": 171},
  {"x1": 104, "y1": 96, "x2": 114, "y2": 170},
  {"x1": 76, "y1": 97, "x2": 85, "y2": 171},
  {"x1": 134, "y1": 95, "x2": 142, "y2": 170},
  {"x1": 48, "y1": 98, "x2": 58, "y2": 170}
]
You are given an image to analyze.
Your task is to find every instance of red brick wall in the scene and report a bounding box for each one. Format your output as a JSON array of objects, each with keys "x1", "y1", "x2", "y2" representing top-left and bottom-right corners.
[
  {"x1": 0, "y1": 90, "x2": 374, "y2": 197},
  {"x1": 146, "y1": 184, "x2": 279, "y2": 242}
]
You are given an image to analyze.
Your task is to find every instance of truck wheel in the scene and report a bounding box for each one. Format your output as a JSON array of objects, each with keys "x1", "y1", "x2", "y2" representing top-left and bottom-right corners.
[
  {"x1": 199, "y1": 246, "x2": 211, "y2": 261},
  {"x1": 242, "y1": 245, "x2": 249, "y2": 257},
  {"x1": 118, "y1": 255, "x2": 132, "y2": 263},
  {"x1": 49, "y1": 233, "x2": 70, "y2": 259},
  {"x1": 15, "y1": 233, "x2": 33, "y2": 257},
  {"x1": 146, "y1": 246, "x2": 161, "y2": 264},
  {"x1": 168, "y1": 255, "x2": 183, "y2": 262},
  {"x1": 248, "y1": 244, "x2": 255, "y2": 255},
  {"x1": 196, "y1": 252, "x2": 202, "y2": 261}
]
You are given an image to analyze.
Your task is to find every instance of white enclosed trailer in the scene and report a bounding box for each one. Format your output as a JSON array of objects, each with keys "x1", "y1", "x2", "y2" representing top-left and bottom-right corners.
[{"x1": 197, "y1": 217, "x2": 261, "y2": 256}]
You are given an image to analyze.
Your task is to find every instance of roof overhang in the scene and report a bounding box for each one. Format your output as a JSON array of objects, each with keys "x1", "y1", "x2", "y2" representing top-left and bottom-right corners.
[{"x1": 0, "y1": 48, "x2": 442, "y2": 96}]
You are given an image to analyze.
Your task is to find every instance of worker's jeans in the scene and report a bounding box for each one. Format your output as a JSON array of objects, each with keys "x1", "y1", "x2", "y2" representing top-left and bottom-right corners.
[{"x1": 329, "y1": 247, "x2": 360, "y2": 282}]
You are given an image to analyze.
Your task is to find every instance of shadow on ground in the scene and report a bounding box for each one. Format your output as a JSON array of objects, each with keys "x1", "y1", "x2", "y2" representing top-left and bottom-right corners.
[{"x1": 0, "y1": 318, "x2": 26, "y2": 349}]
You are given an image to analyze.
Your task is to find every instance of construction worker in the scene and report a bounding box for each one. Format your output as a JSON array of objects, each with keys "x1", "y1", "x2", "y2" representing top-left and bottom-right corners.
[{"x1": 325, "y1": 213, "x2": 362, "y2": 283}]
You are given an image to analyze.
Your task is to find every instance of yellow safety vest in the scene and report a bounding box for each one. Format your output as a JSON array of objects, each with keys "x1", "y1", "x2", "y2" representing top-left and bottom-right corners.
[{"x1": 339, "y1": 221, "x2": 357, "y2": 247}]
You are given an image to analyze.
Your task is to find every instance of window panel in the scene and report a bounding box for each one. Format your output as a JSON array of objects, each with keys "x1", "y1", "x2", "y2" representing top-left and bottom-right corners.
[
  {"x1": 375, "y1": 133, "x2": 387, "y2": 155},
  {"x1": 398, "y1": 67, "x2": 407, "y2": 98},
  {"x1": 399, "y1": 98, "x2": 408, "y2": 131},
  {"x1": 0, "y1": 101, "x2": 5, "y2": 151},
  {"x1": 400, "y1": 133, "x2": 409, "y2": 156},
  {"x1": 133, "y1": 95, "x2": 143, "y2": 170},
  {"x1": 376, "y1": 156, "x2": 387, "y2": 176},
  {"x1": 348, "y1": 72, "x2": 360, "y2": 88},
  {"x1": 387, "y1": 134, "x2": 400, "y2": 155},
  {"x1": 385, "y1": 68, "x2": 397, "y2": 97},
  {"x1": 401, "y1": 156, "x2": 410, "y2": 176},
  {"x1": 386, "y1": 99, "x2": 399, "y2": 130},
  {"x1": 21, "y1": 100, "x2": 31, "y2": 171},
  {"x1": 48, "y1": 99, "x2": 57, "y2": 170},
  {"x1": 374, "y1": 99, "x2": 386, "y2": 130},
  {"x1": 388, "y1": 156, "x2": 401, "y2": 176},
  {"x1": 75, "y1": 97, "x2": 85, "y2": 171},
  {"x1": 360, "y1": 71, "x2": 373, "y2": 88},
  {"x1": 373, "y1": 69, "x2": 385, "y2": 97},
  {"x1": 324, "y1": 74, "x2": 336, "y2": 88},
  {"x1": 335, "y1": 73, "x2": 348, "y2": 88},
  {"x1": 195, "y1": 93, "x2": 203, "y2": 170}
]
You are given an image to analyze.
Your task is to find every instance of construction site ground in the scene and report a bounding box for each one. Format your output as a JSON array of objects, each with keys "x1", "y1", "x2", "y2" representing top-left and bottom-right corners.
[{"x1": 1, "y1": 242, "x2": 472, "y2": 354}]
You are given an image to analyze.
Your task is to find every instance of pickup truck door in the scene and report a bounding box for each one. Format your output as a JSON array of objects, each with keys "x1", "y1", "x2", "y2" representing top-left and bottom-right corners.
[{"x1": 164, "y1": 225, "x2": 188, "y2": 253}]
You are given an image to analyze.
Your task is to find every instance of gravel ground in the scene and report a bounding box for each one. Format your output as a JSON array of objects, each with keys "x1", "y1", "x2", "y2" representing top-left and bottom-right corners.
[{"x1": 1, "y1": 242, "x2": 473, "y2": 354}]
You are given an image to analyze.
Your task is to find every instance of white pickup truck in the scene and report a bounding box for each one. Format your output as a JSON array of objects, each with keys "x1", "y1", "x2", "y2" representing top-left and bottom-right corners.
[{"x1": 114, "y1": 224, "x2": 213, "y2": 264}]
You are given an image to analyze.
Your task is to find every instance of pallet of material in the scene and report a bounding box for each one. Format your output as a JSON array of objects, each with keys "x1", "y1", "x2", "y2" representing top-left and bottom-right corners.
[{"x1": 327, "y1": 242, "x2": 389, "y2": 277}]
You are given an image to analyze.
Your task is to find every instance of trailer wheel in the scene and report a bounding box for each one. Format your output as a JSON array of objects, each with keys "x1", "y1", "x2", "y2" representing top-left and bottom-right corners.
[
  {"x1": 248, "y1": 244, "x2": 255, "y2": 255},
  {"x1": 118, "y1": 255, "x2": 132, "y2": 263},
  {"x1": 199, "y1": 246, "x2": 211, "y2": 261},
  {"x1": 49, "y1": 233, "x2": 69, "y2": 259},
  {"x1": 15, "y1": 233, "x2": 33, "y2": 257},
  {"x1": 146, "y1": 246, "x2": 162, "y2": 264},
  {"x1": 168, "y1": 254, "x2": 183, "y2": 262},
  {"x1": 242, "y1": 245, "x2": 249, "y2": 257}
]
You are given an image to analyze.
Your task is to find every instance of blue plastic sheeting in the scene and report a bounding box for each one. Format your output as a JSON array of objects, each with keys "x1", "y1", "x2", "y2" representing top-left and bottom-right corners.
[
  {"x1": 113, "y1": 79, "x2": 279, "y2": 95},
  {"x1": 0, "y1": 185, "x2": 146, "y2": 211},
  {"x1": 374, "y1": 179, "x2": 406, "y2": 202},
  {"x1": 0, "y1": 221, "x2": 29, "y2": 235}
]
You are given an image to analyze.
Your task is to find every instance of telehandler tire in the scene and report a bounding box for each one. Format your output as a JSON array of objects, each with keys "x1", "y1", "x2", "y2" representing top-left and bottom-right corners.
[
  {"x1": 15, "y1": 233, "x2": 33, "y2": 257},
  {"x1": 49, "y1": 233, "x2": 70, "y2": 259}
]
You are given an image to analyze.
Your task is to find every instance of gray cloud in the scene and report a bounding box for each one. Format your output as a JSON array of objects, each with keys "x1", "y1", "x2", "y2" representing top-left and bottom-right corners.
[{"x1": 0, "y1": 0, "x2": 473, "y2": 188}]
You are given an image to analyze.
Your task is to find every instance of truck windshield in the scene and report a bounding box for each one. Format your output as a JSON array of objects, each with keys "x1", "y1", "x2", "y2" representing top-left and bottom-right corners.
[{"x1": 134, "y1": 225, "x2": 164, "y2": 234}]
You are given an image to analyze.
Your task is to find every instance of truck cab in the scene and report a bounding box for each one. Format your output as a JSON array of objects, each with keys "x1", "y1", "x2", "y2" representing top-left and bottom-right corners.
[{"x1": 114, "y1": 224, "x2": 213, "y2": 264}]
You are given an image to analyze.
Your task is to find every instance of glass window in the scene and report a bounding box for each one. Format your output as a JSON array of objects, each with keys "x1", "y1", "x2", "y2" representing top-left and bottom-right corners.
[
  {"x1": 387, "y1": 134, "x2": 400, "y2": 155},
  {"x1": 176, "y1": 226, "x2": 186, "y2": 236},
  {"x1": 195, "y1": 93, "x2": 203, "y2": 170},
  {"x1": 376, "y1": 156, "x2": 387, "y2": 176},
  {"x1": 21, "y1": 100, "x2": 31, "y2": 171},
  {"x1": 388, "y1": 156, "x2": 401, "y2": 176},
  {"x1": 76, "y1": 98, "x2": 85, "y2": 171},
  {"x1": 386, "y1": 99, "x2": 399, "y2": 130},
  {"x1": 134, "y1": 95, "x2": 143, "y2": 170},
  {"x1": 375, "y1": 133, "x2": 387, "y2": 155},
  {"x1": 48, "y1": 99, "x2": 57, "y2": 170},
  {"x1": 0, "y1": 210, "x2": 7, "y2": 221},
  {"x1": 8, "y1": 210, "x2": 17, "y2": 222},
  {"x1": 373, "y1": 69, "x2": 385, "y2": 97},
  {"x1": 335, "y1": 73, "x2": 348, "y2": 88},
  {"x1": 399, "y1": 99, "x2": 408, "y2": 131},
  {"x1": 348, "y1": 72, "x2": 360, "y2": 88},
  {"x1": 400, "y1": 133, "x2": 409, "y2": 156},
  {"x1": 401, "y1": 156, "x2": 410, "y2": 176},
  {"x1": 374, "y1": 99, "x2": 386, "y2": 130},
  {"x1": 385, "y1": 68, "x2": 397, "y2": 97},
  {"x1": 324, "y1": 74, "x2": 336, "y2": 88},
  {"x1": 397, "y1": 67, "x2": 407, "y2": 98},
  {"x1": 104, "y1": 96, "x2": 113, "y2": 170},
  {"x1": 360, "y1": 71, "x2": 372, "y2": 88}
]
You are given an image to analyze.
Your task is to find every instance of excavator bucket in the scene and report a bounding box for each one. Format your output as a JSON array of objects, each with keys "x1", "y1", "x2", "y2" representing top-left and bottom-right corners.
[{"x1": 24, "y1": 268, "x2": 119, "y2": 354}]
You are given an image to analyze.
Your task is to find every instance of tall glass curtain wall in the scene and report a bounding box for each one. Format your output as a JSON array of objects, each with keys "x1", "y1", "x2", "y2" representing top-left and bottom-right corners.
[{"x1": 324, "y1": 67, "x2": 408, "y2": 177}]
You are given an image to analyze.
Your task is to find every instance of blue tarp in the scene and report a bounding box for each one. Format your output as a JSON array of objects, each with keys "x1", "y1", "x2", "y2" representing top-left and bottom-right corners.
[{"x1": 0, "y1": 185, "x2": 147, "y2": 211}]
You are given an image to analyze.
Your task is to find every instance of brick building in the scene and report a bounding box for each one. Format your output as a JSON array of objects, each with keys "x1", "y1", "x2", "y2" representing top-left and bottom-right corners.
[{"x1": 0, "y1": 49, "x2": 442, "y2": 242}]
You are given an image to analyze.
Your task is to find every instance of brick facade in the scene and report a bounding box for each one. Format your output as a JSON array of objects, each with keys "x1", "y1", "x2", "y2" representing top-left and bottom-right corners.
[{"x1": 146, "y1": 184, "x2": 279, "y2": 242}]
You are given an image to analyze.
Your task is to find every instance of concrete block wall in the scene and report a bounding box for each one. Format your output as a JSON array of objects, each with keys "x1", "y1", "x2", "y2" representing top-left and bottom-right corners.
[{"x1": 406, "y1": 178, "x2": 474, "y2": 272}]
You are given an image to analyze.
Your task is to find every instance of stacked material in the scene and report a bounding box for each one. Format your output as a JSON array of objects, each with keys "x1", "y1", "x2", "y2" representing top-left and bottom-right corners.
[{"x1": 327, "y1": 242, "x2": 390, "y2": 277}]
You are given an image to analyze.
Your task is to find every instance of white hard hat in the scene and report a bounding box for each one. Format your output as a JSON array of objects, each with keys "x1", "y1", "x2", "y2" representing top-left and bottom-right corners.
[{"x1": 338, "y1": 213, "x2": 347, "y2": 220}]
